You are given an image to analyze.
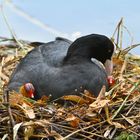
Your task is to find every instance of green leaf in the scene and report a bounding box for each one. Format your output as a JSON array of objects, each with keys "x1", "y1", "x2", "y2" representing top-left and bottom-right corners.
[{"x1": 114, "y1": 132, "x2": 138, "y2": 140}]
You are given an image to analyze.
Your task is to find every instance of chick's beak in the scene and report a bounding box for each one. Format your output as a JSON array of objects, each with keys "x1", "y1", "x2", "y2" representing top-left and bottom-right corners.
[{"x1": 28, "y1": 90, "x2": 34, "y2": 98}]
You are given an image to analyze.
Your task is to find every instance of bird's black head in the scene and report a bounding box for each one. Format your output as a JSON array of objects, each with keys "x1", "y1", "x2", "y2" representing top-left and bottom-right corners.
[{"x1": 65, "y1": 34, "x2": 114, "y2": 64}]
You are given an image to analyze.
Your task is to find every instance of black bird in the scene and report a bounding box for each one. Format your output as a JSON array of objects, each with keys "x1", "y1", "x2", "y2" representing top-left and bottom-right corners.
[{"x1": 8, "y1": 34, "x2": 114, "y2": 99}]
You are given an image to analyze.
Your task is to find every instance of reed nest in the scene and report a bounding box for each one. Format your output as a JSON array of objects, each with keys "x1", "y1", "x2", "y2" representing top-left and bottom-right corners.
[{"x1": 0, "y1": 19, "x2": 140, "y2": 140}]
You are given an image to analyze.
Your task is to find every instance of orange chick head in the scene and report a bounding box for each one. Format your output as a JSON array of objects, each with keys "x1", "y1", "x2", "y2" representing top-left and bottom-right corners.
[{"x1": 20, "y1": 83, "x2": 35, "y2": 98}]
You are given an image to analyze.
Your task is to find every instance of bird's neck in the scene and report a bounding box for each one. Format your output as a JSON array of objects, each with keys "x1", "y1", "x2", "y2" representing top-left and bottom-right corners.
[{"x1": 63, "y1": 53, "x2": 92, "y2": 65}]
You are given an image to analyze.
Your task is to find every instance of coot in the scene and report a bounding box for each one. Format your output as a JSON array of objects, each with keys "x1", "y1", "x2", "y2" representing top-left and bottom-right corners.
[{"x1": 8, "y1": 34, "x2": 114, "y2": 99}]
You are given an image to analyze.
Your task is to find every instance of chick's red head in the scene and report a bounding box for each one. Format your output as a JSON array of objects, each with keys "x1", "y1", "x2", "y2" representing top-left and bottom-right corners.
[{"x1": 24, "y1": 83, "x2": 35, "y2": 98}]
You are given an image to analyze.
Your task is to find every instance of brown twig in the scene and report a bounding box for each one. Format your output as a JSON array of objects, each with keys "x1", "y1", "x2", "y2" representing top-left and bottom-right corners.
[{"x1": 4, "y1": 89, "x2": 15, "y2": 139}]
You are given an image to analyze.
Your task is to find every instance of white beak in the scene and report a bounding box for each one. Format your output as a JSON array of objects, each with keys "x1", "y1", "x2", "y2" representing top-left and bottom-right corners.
[{"x1": 104, "y1": 59, "x2": 113, "y2": 76}]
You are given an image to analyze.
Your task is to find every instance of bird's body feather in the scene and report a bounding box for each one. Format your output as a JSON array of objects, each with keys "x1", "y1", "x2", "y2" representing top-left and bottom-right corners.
[{"x1": 8, "y1": 35, "x2": 114, "y2": 99}]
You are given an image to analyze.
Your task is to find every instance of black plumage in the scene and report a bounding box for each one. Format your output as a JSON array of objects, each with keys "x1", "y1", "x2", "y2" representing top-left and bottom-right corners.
[{"x1": 8, "y1": 34, "x2": 114, "y2": 99}]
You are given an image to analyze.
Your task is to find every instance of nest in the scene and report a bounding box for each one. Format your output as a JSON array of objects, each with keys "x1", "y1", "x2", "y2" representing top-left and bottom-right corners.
[{"x1": 0, "y1": 20, "x2": 140, "y2": 140}]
